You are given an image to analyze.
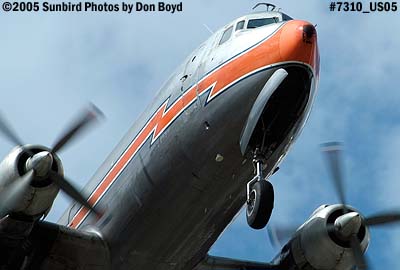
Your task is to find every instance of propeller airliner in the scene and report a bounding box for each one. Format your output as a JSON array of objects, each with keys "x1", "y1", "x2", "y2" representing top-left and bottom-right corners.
[{"x1": 0, "y1": 3, "x2": 398, "y2": 270}]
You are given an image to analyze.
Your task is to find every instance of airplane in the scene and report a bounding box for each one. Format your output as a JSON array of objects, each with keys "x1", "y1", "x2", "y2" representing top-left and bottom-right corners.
[{"x1": 2, "y1": 2, "x2": 396, "y2": 270}]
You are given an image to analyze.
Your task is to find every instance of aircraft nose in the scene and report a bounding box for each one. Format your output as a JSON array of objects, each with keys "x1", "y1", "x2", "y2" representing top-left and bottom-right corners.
[{"x1": 279, "y1": 20, "x2": 319, "y2": 71}]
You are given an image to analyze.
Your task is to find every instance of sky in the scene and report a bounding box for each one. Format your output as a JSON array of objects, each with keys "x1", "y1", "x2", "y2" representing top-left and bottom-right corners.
[{"x1": 1, "y1": 0, "x2": 400, "y2": 269}]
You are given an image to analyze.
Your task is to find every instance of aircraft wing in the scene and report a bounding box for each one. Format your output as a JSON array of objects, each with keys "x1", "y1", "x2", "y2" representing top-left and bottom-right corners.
[
  {"x1": 0, "y1": 219, "x2": 109, "y2": 269},
  {"x1": 194, "y1": 255, "x2": 280, "y2": 270},
  {"x1": 2, "y1": 219, "x2": 280, "y2": 269}
]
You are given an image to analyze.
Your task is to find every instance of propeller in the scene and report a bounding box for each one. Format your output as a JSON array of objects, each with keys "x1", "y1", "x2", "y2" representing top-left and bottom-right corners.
[
  {"x1": 268, "y1": 142, "x2": 400, "y2": 270},
  {"x1": 0, "y1": 104, "x2": 103, "y2": 217},
  {"x1": 321, "y1": 141, "x2": 400, "y2": 270}
]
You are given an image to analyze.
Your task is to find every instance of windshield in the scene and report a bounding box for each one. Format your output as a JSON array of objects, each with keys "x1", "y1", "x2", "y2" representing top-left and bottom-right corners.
[
  {"x1": 247, "y1": 17, "x2": 278, "y2": 29},
  {"x1": 282, "y1": 13, "x2": 293, "y2": 21},
  {"x1": 219, "y1": 26, "x2": 233, "y2": 45}
]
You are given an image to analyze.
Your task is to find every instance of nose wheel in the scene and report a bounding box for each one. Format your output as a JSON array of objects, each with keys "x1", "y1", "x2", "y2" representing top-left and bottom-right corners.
[{"x1": 246, "y1": 151, "x2": 274, "y2": 230}]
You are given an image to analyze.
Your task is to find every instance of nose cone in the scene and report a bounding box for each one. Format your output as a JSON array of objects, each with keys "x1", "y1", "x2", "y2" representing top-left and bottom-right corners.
[{"x1": 279, "y1": 20, "x2": 319, "y2": 73}]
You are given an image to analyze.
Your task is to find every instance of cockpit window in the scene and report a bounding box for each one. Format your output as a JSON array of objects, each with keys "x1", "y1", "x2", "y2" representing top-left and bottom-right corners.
[
  {"x1": 219, "y1": 26, "x2": 233, "y2": 45},
  {"x1": 247, "y1": 17, "x2": 278, "y2": 29},
  {"x1": 282, "y1": 13, "x2": 293, "y2": 21},
  {"x1": 235, "y1": 20, "x2": 245, "y2": 31}
]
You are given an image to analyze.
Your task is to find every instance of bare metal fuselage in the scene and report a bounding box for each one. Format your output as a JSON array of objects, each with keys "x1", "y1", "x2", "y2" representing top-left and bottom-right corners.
[{"x1": 60, "y1": 14, "x2": 319, "y2": 270}]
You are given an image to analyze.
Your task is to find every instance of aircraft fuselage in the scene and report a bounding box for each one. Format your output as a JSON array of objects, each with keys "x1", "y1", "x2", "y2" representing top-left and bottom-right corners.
[{"x1": 60, "y1": 11, "x2": 319, "y2": 270}]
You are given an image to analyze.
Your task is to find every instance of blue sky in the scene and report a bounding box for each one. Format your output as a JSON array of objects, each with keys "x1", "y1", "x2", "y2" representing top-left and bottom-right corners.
[{"x1": 1, "y1": 0, "x2": 399, "y2": 269}]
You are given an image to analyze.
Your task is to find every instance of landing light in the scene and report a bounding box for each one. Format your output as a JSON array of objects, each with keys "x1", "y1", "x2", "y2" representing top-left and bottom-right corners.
[{"x1": 215, "y1": 154, "x2": 224, "y2": 162}]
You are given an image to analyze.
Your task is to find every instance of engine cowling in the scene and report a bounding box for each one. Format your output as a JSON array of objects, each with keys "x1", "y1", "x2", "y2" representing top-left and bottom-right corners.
[
  {"x1": 0, "y1": 145, "x2": 63, "y2": 218},
  {"x1": 274, "y1": 204, "x2": 370, "y2": 270}
]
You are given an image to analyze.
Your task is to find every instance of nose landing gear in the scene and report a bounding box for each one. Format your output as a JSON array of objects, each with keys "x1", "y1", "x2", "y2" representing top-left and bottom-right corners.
[{"x1": 246, "y1": 150, "x2": 274, "y2": 230}]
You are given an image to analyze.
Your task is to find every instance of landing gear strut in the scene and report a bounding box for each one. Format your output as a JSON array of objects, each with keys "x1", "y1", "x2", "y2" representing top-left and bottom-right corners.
[{"x1": 246, "y1": 150, "x2": 274, "y2": 230}]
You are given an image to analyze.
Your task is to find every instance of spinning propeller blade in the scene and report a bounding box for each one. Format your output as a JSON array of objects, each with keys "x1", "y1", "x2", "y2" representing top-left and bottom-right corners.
[
  {"x1": 350, "y1": 234, "x2": 367, "y2": 270},
  {"x1": 0, "y1": 170, "x2": 34, "y2": 217},
  {"x1": 52, "y1": 103, "x2": 103, "y2": 153},
  {"x1": 49, "y1": 171, "x2": 97, "y2": 214},
  {"x1": 0, "y1": 112, "x2": 24, "y2": 146},
  {"x1": 321, "y1": 142, "x2": 348, "y2": 212},
  {"x1": 364, "y1": 212, "x2": 400, "y2": 227}
]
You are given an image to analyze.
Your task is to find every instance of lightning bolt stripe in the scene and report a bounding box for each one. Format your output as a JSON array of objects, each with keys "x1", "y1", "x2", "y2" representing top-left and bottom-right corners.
[{"x1": 68, "y1": 22, "x2": 306, "y2": 229}]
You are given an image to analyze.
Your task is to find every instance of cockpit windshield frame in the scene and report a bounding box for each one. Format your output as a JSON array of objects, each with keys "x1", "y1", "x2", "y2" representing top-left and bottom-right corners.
[
  {"x1": 246, "y1": 17, "x2": 279, "y2": 29},
  {"x1": 219, "y1": 25, "x2": 234, "y2": 45},
  {"x1": 217, "y1": 11, "x2": 293, "y2": 46}
]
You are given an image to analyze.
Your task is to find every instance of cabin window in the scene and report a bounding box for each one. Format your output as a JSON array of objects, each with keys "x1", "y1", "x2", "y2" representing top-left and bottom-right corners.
[
  {"x1": 219, "y1": 26, "x2": 233, "y2": 45},
  {"x1": 247, "y1": 17, "x2": 278, "y2": 29},
  {"x1": 235, "y1": 20, "x2": 245, "y2": 31}
]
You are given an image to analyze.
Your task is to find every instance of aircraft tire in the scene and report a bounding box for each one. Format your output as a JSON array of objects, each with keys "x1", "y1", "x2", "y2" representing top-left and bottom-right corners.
[{"x1": 246, "y1": 180, "x2": 274, "y2": 230}]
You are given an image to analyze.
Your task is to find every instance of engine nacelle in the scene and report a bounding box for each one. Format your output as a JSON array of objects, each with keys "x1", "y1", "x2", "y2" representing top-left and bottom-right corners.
[
  {"x1": 0, "y1": 145, "x2": 63, "y2": 218},
  {"x1": 274, "y1": 204, "x2": 370, "y2": 270}
]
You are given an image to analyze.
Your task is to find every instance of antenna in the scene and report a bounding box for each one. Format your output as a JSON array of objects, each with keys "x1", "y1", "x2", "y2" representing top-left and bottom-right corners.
[
  {"x1": 202, "y1": 24, "x2": 214, "y2": 34},
  {"x1": 252, "y1": 3, "x2": 277, "y2": 11}
]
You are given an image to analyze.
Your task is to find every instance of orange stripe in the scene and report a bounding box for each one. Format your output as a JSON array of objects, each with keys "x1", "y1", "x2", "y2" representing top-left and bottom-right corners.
[{"x1": 69, "y1": 20, "x2": 318, "y2": 229}]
